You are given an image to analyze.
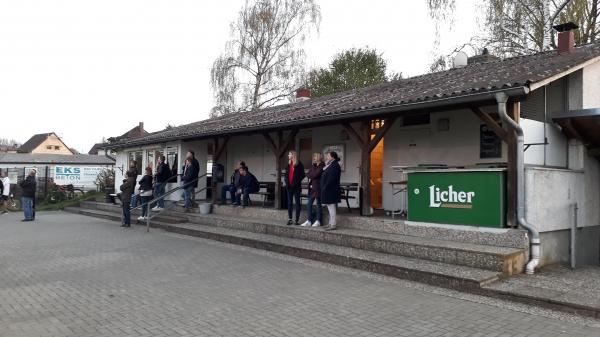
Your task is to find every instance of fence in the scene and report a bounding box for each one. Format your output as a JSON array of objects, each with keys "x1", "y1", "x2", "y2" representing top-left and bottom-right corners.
[{"x1": 0, "y1": 166, "x2": 95, "y2": 203}]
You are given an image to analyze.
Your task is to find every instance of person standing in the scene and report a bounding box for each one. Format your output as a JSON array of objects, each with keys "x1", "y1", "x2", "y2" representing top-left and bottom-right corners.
[
  {"x1": 0, "y1": 171, "x2": 10, "y2": 214},
  {"x1": 321, "y1": 151, "x2": 342, "y2": 231},
  {"x1": 19, "y1": 169, "x2": 37, "y2": 222},
  {"x1": 284, "y1": 150, "x2": 305, "y2": 226},
  {"x1": 235, "y1": 166, "x2": 259, "y2": 207},
  {"x1": 181, "y1": 150, "x2": 200, "y2": 212},
  {"x1": 221, "y1": 161, "x2": 245, "y2": 205},
  {"x1": 301, "y1": 153, "x2": 324, "y2": 227},
  {"x1": 128, "y1": 161, "x2": 139, "y2": 177},
  {"x1": 120, "y1": 171, "x2": 136, "y2": 227},
  {"x1": 138, "y1": 167, "x2": 153, "y2": 220},
  {"x1": 152, "y1": 155, "x2": 170, "y2": 211}
]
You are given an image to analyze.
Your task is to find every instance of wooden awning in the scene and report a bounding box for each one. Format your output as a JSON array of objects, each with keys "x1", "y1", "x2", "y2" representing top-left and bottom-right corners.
[{"x1": 553, "y1": 108, "x2": 600, "y2": 159}]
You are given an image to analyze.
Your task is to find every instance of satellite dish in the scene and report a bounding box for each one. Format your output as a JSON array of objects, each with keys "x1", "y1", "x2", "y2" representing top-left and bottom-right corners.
[{"x1": 453, "y1": 51, "x2": 468, "y2": 68}]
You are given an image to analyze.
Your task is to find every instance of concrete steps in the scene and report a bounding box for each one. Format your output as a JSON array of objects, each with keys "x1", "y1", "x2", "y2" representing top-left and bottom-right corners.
[
  {"x1": 182, "y1": 213, "x2": 524, "y2": 275},
  {"x1": 74, "y1": 201, "x2": 527, "y2": 276},
  {"x1": 64, "y1": 205, "x2": 502, "y2": 290}
]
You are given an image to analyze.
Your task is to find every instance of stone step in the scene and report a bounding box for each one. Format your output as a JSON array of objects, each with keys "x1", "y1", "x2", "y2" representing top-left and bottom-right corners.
[
  {"x1": 65, "y1": 207, "x2": 502, "y2": 290},
  {"x1": 78, "y1": 201, "x2": 187, "y2": 224},
  {"x1": 85, "y1": 200, "x2": 528, "y2": 250},
  {"x1": 74, "y1": 202, "x2": 526, "y2": 275},
  {"x1": 177, "y1": 212, "x2": 525, "y2": 275},
  {"x1": 209, "y1": 203, "x2": 529, "y2": 250}
]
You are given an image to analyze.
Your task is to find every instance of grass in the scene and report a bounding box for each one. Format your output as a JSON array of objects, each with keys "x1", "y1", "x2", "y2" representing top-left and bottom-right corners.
[{"x1": 35, "y1": 191, "x2": 106, "y2": 212}]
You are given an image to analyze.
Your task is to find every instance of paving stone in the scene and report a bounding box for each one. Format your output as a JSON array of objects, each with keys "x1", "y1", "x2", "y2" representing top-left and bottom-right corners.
[{"x1": 0, "y1": 211, "x2": 598, "y2": 337}]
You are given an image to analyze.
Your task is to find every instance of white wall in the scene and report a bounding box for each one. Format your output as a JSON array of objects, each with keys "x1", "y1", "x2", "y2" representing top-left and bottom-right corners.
[
  {"x1": 382, "y1": 108, "x2": 507, "y2": 211},
  {"x1": 219, "y1": 127, "x2": 362, "y2": 207},
  {"x1": 583, "y1": 60, "x2": 600, "y2": 108},
  {"x1": 525, "y1": 142, "x2": 600, "y2": 233}
]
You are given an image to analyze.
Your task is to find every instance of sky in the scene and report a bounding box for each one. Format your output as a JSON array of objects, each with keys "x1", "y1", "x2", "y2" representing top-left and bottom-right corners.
[{"x1": 0, "y1": 1, "x2": 481, "y2": 153}]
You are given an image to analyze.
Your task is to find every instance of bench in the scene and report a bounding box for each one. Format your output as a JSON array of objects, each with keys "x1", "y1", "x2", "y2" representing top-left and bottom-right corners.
[
  {"x1": 250, "y1": 182, "x2": 275, "y2": 207},
  {"x1": 299, "y1": 182, "x2": 358, "y2": 213}
]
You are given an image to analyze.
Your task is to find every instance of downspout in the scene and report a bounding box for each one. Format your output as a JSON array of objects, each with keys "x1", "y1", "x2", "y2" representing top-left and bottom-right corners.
[{"x1": 495, "y1": 92, "x2": 541, "y2": 275}]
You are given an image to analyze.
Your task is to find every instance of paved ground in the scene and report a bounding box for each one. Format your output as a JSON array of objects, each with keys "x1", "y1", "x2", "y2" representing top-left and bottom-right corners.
[
  {"x1": 487, "y1": 264, "x2": 600, "y2": 311},
  {"x1": 1, "y1": 211, "x2": 599, "y2": 337}
]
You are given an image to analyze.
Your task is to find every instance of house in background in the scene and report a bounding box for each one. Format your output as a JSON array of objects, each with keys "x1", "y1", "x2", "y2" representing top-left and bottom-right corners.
[
  {"x1": 88, "y1": 122, "x2": 148, "y2": 158},
  {"x1": 0, "y1": 145, "x2": 18, "y2": 153},
  {"x1": 18, "y1": 132, "x2": 73, "y2": 155}
]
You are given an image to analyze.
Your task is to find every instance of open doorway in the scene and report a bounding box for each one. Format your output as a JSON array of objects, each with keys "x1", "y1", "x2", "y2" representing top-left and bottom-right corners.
[{"x1": 370, "y1": 119, "x2": 385, "y2": 209}]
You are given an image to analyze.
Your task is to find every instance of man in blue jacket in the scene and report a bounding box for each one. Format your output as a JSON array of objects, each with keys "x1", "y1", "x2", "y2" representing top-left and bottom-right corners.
[
  {"x1": 234, "y1": 166, "x2": 259, "y2": 207},
  {"x1": 220, "y1": 161, "x2": 246, "y2": 205}
]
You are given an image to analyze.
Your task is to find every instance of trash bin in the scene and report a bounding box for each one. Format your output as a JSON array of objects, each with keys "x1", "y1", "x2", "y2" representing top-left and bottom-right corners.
[
  {"x1": 104, "y1": 188, "x2": 116, "y2": 204},
  {"x1": 199, "y1": 202, "x2": 212, "y2": 215}
]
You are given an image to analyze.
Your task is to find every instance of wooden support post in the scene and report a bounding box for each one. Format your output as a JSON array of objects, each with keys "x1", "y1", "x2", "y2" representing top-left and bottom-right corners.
[
  {"x1": 471, "y1": 107, "x2": 508, "y2": 141},
  {"x1": 343, "y1": 119, "x2": 398, "y2": 216},
  {"x1": 211, "y1": 137, "x2": 229, "y2": 204},
  {"x1": 263, "y1": 129, "x2": 298, "y2": 209},
  {"x1": 360, "y1": 120, "x2": 372, "y2": 215}
]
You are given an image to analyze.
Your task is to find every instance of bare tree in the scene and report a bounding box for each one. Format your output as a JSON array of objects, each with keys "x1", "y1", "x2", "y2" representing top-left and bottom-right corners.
[
  {"x1": 427, "y1": 0, "x2": 599, "y2": 61},
  {"x1": 210, "y1": 0, "x2": 321, "y2": 117},
  {"x1": 0, "y1": 138, "x2": 21, "y2": 147}
]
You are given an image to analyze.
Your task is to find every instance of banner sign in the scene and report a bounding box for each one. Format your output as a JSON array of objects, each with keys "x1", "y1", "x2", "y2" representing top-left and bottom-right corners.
[
  {"x1": 407, "y1": 170, "x2": 506, "y2": 228},
  {"x1": 54, "y1": 166, "x2": 103, "y2": 185}
]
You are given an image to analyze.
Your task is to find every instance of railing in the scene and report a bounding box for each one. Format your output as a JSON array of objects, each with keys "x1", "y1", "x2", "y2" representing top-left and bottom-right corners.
[{"x1": 126, "y1": 173, "x2": 211, "y2": 232}]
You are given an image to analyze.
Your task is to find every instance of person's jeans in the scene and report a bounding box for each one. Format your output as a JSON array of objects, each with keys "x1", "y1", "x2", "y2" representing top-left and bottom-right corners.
[
  {"x1": 21, "y1": 197, "x2": 33, "y2": 220},
  {"x1": 140, "y1": 196, "x2": 152, "y2": 217},
  {"x1": 221, "y1": 184, "x2": 235, "y2": 203},
  {"x1": 306, "y1": 195, "x2": 322, "y2": 223},
  {"x1": 183, "y1": 186, "x2": 195, "y2": 209},
  {"x1": 153, "y1": 182, "x2": 166, "y2": 208},
  {"x1": 131, "y1": 194, "x2": 140, "y2": 208},
  {"x1": 287, "y1": 188, "x2": 301, "y2": 221},
  {"x1": 235, "y1": 187, "x2": 258, "y2": 206},
  {"x1": 122, "y1": 200, "x2": 131, "y2": 225}
]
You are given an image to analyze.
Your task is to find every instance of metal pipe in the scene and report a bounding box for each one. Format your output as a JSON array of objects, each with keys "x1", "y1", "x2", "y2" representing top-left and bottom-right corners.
[
  {"x1": 571, "y1": 203, "x2": 578, "y2": 269},
  {"x1": 496, "y1": 92, "x2": 540, "y2": 275},
  {"x1": 146, "y1": 203, "x2": 151, "y2": 232}
]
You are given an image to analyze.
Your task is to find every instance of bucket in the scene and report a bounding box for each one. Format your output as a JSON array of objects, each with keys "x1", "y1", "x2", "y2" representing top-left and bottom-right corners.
[{"x1": 199, "y1": 203, "x2": 212, "y2": 215}]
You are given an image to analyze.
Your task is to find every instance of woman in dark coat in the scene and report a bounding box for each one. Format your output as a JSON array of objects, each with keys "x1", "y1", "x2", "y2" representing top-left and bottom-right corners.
[
  {"x1": 284, "y1": 150, "x2": 305, "y2": 225},
  {"x1": 320, "y1": 151, "x2": 342, "y2": 231},
  {"x1": 301, "y1": 153, "x2": 324, "y2": 227},
  {"x1": 138, "y1": 167, "x2": 154, "y2": 220}
]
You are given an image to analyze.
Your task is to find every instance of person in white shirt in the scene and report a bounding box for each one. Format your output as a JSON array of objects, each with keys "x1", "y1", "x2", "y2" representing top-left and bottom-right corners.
[{"x1": 1, "y1": 171, "x2": 10, "y2": 214}]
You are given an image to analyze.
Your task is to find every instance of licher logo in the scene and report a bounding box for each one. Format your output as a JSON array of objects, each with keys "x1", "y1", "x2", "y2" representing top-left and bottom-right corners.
[{"x1": 428, "y1": 185, "x2": 475, "y2": 209}]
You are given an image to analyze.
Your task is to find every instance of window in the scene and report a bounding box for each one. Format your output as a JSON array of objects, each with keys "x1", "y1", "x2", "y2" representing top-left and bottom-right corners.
[
  {"x1": 55, "y1": 146, "x2": 60, "y2": 150},
  {"x1": 166, "y1": 147, "x2": 178, "y2": 182},
  {"x1": 146, "y1": 149, "x2": 164, "y2": 172},
  {"x1": 46, "y1": 145, "x2": 52, "y2": 150},
  {"x1": 402, "y1": 113, "x2": 430, "y2": 126},
  {"x1": 128, "y1": 151, "x2": 143, "y2": 175}
]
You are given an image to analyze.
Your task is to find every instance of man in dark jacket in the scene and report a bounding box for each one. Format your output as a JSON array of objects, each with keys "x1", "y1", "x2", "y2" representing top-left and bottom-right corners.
[
  {"x1": 120, "y1": 171, "x2": 136, "y2": 227},
  {"x1": 235, "y1": 166, "x2": 259, "y2": 207},
  {"x1": 181, "y1": 150, "x2": 200, "y2": 212},
  {"x1": 152, "y1": 155, "x2": 170, "y2": 211},
  {"x1": 19, "y1": 169, "x2": 37, "y2": 222},
  {"x1": 221, "y1": 161, "x2": 245, "y2": 205}
]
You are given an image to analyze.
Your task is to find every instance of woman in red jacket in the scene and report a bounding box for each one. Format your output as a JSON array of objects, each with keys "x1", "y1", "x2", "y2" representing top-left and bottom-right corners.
[{"x1": 284, "y1": 150, "x2": 305, "y2": 225}]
